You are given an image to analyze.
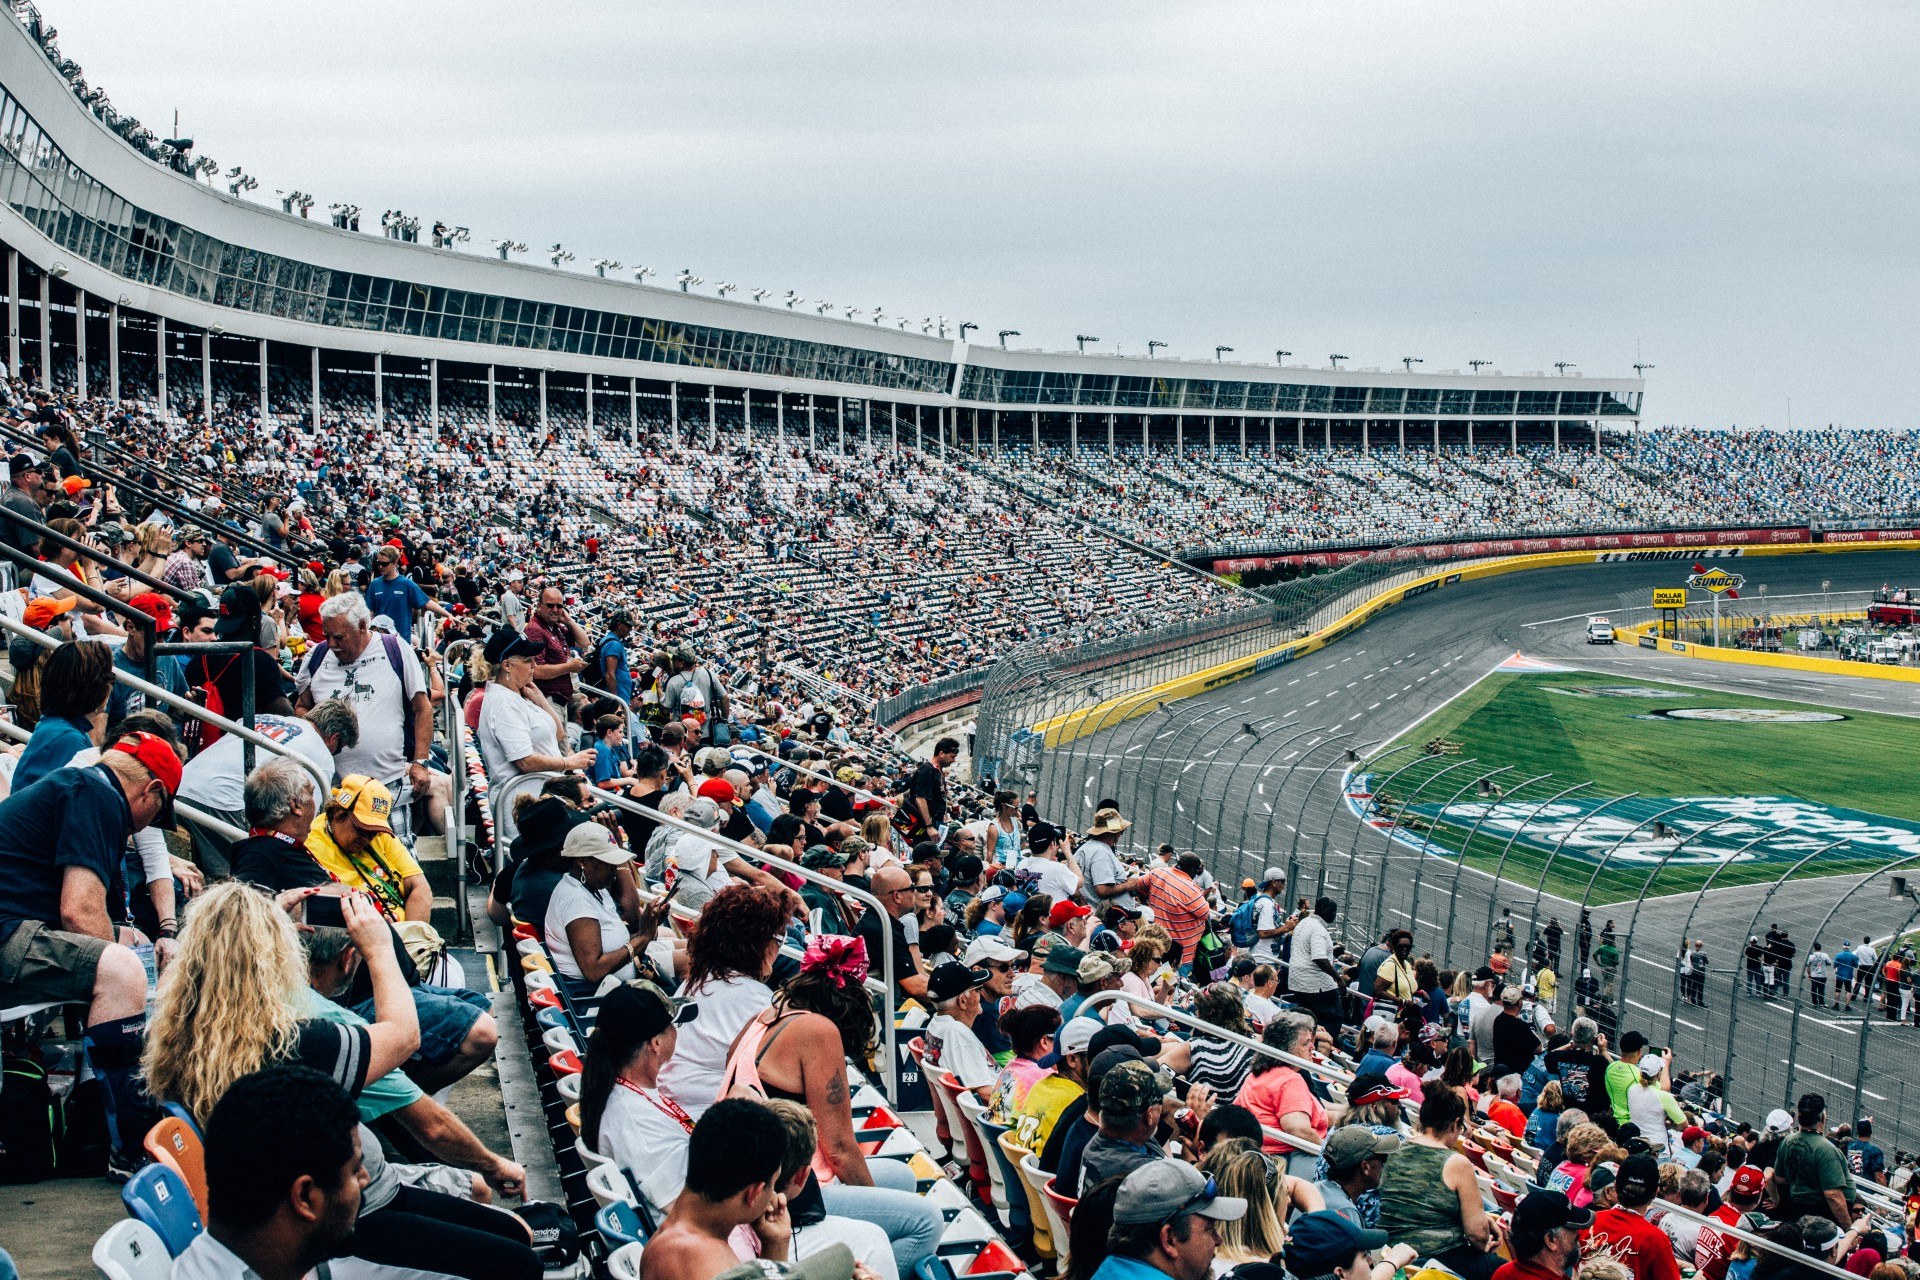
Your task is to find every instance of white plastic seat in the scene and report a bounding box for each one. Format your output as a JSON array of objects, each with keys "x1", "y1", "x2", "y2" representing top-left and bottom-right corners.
[
  {"x1": 607, "y1": 1241, "x2": 645, "y2": 1280},
  {"x1": 91, "y1": 1219, "x2": 172, "y2": 1280},
  {"x1": 587, "y1": 1160, "x2": 634, "y2": 1211},
  {"x1": 543, "y1": 1027, "x2": 579, "y2": 1058},
  {"x1": 952, "y1": 1089, "x2": 1011, "y2": 1220},
  {"x1": 556, "y1": 1072, "x2": 582, "y2": 1102}
]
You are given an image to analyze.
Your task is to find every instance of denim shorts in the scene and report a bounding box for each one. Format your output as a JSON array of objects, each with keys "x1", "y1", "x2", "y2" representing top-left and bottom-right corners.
[{"x1": 354, "y1": 983, "x2": 490, "y2": 1065}]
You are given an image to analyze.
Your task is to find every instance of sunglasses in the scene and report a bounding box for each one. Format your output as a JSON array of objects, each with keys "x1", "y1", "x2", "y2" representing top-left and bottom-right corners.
[{"x1": 1163, "y1": 1173, "x2": 1219, "y2": 1225}]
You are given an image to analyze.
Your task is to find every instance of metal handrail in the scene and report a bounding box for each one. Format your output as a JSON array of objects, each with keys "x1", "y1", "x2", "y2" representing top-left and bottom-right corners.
[
  {"x1": 0, "y1": 501, "x2": 189, "y2": 601},
  {"x1": 485, "y1": 765, "x2": 903, "y2": 1103},
  {"x1": 731, "y1": 740, "x2": 899, "y2": 813},
  {"x1": 0, "y1": 715, "x2": 245, "y2": 842},
  {"x1": 1646, "y1": 1197, "x2": 1874, "y2": 1280},
  {"x1": 0, "y1": 615, "x2": 332, "y2": 802}
]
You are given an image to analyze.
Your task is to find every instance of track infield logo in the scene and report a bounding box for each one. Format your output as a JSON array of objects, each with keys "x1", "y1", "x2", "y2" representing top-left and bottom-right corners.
[
  {"x1": 1404, "y1": 794, "x2": 1920, "y2": 865},
  {"x1": 1543, "y1": 685, "x2": 1690, "y2": 699}
]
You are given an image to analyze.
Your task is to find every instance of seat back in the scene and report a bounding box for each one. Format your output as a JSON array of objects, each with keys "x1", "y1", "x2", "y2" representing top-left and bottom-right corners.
[
  {"x1": 121, "y1": 1165, "x2": 204, "y2": 1258},
  {"x1": 595, "y1": 1200, "x2": 647, "y2": 1247},
  {"x1": 143, "y1": 1116, "x2": 209, "y2": 1221},
  {"x1": 1042, "y1": 1176, "x2": 1077, "y2": 1235},
  {"x1": 967, "y1": 1104, "x2": 1018, "y2": 1224},
  {"x1": 606, "y1": 1241, "x2": 645, "y2": 1280},
  {"x1": 939, "y1": 1075, "x2": 992, "y2": 1201},
  {"x1": 1025, "y1": 1154, "x2": 1071, "y2": 1262},
  {"x1": 91, "y1": 1219, "x2": 172, "y2": 1280},
  {"x1": 587, "y1": 1160, "x2": 634, "y2": 1211},
  {"x1": 999, "y1": 1132, "x2": 1053, "y2": 1259},
  {"x1": 908, "y1": 1038, "x2": 950, "y2": 1151}
]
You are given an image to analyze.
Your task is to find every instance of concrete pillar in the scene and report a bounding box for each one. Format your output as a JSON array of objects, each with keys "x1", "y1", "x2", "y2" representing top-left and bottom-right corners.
[
  {"x1": 310, "y1": 346, "x2": 320, "y2": 433},
  {"x1": 914, "y1": 403, "x2": 922, "y2": 453},
  {"x1": 993, "y1": 409, "x2": 1001, "y2": 457},
  {"x1": 775, "y1": 395, "x2": 784, "y2": 446},
  {"x1": 539, "y1": 369, "x2": 548, "y2": 434},
  {"x1": 707, "y1": 385, "x2": 717, "y2": 447},
  {"x1": 108, "y1": 302, "x2": 119, "y2": 400},
  {"x1": 629, "y1": 377, "x2": 638, "y2": 444},
  {"x1": 488, "y1": 365, "x2": 497, "y2": 431},
  {"x1": 1070, "y1": 412, "x2": 1078, "y2": 454},
  {"x1": 669, "y1": 382, "x2": 679, "y2": 446},
  {"x1": 257, "y1": 337, "x2": 268, "y2": 428},
  {"x1": 429, "y1": 358, "x2": 439, "y2": 437},
  {"x1": 6, "y1": 249, "x2": 17, "y2": 379},
  {"x1": 806, "y1": 394, "x2": 816, "y2": 450},
  {"x1": 836, "y1": 397, "x2": 845, "y2": 454},
  {"x1": 586, "y1": 375, "x2": 595, "y2": 435},
  {"x1": 38, "y1": 270, "x2": 50, "y2": 389},
  {"x1": 200, "y1": 331, "x2": 212, "y2": 423},
  {"x1": 157, "y1": 317, "x2": 167, "y2": 415},
  {"x1": 1553, "y1": 420, "x2": 1560, "y2": 454},
  {"x1": 742, "y1": 388, "x2": 752, "y2": 448},
  {"x1": 374, "y1": 352, "x2": 384, "y2": 430},
  {"x1": 1510, "y1": 420, "x2": 1517, "y2": 454},
  {"x1": 73, "y1": 288, "x2": 86, "y2": 397}
]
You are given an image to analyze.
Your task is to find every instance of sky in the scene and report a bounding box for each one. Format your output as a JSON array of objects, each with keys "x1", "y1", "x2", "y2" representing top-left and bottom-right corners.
[{"x1": 39, "y1": 0, "x2": 1920, "y2": 429}]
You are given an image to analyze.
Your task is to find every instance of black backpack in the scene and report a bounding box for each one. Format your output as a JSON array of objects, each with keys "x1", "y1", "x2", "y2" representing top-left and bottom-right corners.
[{"x1": 0, "y1": 1054, "x2": 57, "y2": 1183}]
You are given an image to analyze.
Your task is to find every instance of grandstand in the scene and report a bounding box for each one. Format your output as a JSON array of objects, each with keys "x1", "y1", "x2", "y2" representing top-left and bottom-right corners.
[{"x1": 1, "y1": 4, "x2": 1919, "y2": 1280}]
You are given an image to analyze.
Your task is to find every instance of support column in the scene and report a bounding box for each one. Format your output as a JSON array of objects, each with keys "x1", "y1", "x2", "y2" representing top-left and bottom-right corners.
[
  {"x1": 1361, "y1": 421, "x2": 1368, "y2": 453},
  {"x1": 890, "y1": 403, "x2": 898, "y2": 451},
  {"x1": 1142, "y1": 414, "x2": 1149, "y2": 453},
  {"x1": 836, "y1": 397, "x2": 845, "y2": 454},
  {"x1": 38, "y1": 270, "x2": 50, "y2": 389},
  {"x1": 1176, "y1": 415, "x2": 1184, "y2": 454},
  {"x1": 914, "y1": 404, "x2": 922, "y2": 453},
  {"x1": 1108, "y1": 413, "x2": 1116, "y2": 454},
  {"x1": 775, "y1": 395, "x2": 784, "y2": 447},
  {"x1": 310, "y1": 346, "x2": 320, "y2": 433},
  {"x1": 1432, "y1": 419, "x2": 1439, "y2": 453},
  {"x1": 487, "y1": 365, "x2": 497, "y2": 431},
  {"x1": 1324, "y1": 419, "x2": 1331, "y2": 451},
  {"x1": 200, "y1": 331, "x2": 212, "y2": 423},
  {"x1": 1031, "y1": 410, "x2": 1039, "y2": 453},
  {"x1": 1268, "y1": 416, "x2": 1275, "y2": 455},
  {"x1": 742, "y1": 388, "x2": 752, "y2": 448},
  {"x1": 669, "y1": 382, "x2": 679, "y2": 446},
  {"x1": 806, "y1": 394, "x2": 815, "y2": 450},
  {"x1": 993, "y1": 410, "x2": 1001, "y2": 457},
  {"x1": 1553, "y1": 420, "x2": 1560, "y2": 454},
  {"x1": 864, "y1": 400, "x2": 872, "y2": 450},
  {"x1": 374, "y1": 352, "x2": 384, "y2": 431},
  {"x1": 5, "y1": 249, "x2": 16, "y2": 379},
  {"x1": 108, "y1": 302, "x2": 119, "y2": 401},
  {"x1": 1239, "y1": 416, "x2": 1247, "y2": 456},
  {"x1": 74, "y1": 288, "x2": 86, "y2": 397},
  {"x1": 629, "y1": 377, "x2": 637, "y2": 444},
  {"x1": 969, "y1": 408, "x2": 977, "y2": 451},
  {"x1": 539, "y1": 368, "x2": 548, "y2": 434},
  {"x1": 1466, "y1": 420, "x2": 1473, "y2": 451},
  {"x1": 586, "y1": 375, "x2": 595, "y2": 435},
  {"x1": 1295, "y1": 419, "x2": 1303, "y2": 450},
  {"x1": 429, "y1": 358, "x2": 440, "y2": 438},
  {"x1": 938, "y1": 406, "x2": 947, "y2": 460},
  {"x1": 257, "y1": 337, "x2": 267, "y2": 427},
  {"x1": 1594, "y1": 421, "x2": 1602, "y2": 455},
  {"x1": 1399, "y1": 420, "x2": 1406, "y2": 451},
  {"x1": 1070, "y1": 412, "x2": 1078, "y2": 455},
  {"x1": 1207, "y1": 415, "x2": 1215, "y2": 453},
  {"x1": 707, "y1": 385, "x2": 716, "y2": 447}
]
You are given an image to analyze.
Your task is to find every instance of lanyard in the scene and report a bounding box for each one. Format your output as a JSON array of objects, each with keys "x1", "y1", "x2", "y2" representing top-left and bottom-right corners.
[{"x1": 616, "y1": 1079, "x2": 693, "y2": 1133}]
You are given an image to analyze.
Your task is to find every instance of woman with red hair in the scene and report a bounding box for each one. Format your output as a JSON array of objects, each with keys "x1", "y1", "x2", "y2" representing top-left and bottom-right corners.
[{"x1": 657, "y1": 882, "x2": 792, "y2": 1116}]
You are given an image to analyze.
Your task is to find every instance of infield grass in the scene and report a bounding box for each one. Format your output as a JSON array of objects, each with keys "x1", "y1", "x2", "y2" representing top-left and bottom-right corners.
[{"x1": 1366, "y1": 669, "x2": 1920, "y2": 903}]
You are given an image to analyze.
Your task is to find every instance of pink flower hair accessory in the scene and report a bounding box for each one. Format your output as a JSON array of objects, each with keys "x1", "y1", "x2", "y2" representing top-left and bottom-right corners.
[{"x1": 801, "y1": 934, "x2": 870, "y2": 988}]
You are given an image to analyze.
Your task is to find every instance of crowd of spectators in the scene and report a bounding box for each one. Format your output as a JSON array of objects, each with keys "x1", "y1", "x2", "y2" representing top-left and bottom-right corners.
[{"x1": 0, "y1": 371, "x2": 1915, "y2": 1280}]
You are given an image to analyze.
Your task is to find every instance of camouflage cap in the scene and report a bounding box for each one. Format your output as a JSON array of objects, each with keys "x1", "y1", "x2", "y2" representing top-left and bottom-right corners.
[{"x1": 1099, "y1": 1058, "x2": 1172, "y2": 1121}]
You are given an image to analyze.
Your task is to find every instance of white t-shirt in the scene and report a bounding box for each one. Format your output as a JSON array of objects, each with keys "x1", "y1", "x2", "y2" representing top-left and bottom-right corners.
[
  {"x1": 177, "y1": 713, "x2": 335, "y2": 814},
  {"x1": 1017, "y1": 855, "x2": 1082, "y2": 903},
  {"x1": 1244, "y1": 990, "x2": 1282, "y2": 1028},
  {"x1": 297, "y1": 635, "x2": 426, "y2": 787},
  {"x1": 1287, "y1": 914, "x2": 1337, "y2": 994},
  {"x1": 544, "y1": 875, "x2": 635, "y2": 985},
  {"x1": 477, "y1": 682, "x2": 562, "y2": 783},
  {"x1": 596, "y1": 1083, "x2": 690, "y2": 1216},
  {"x1": 658, "y1": 975, "x2": 773, "y2": 1118},
  {"x1": 1012, "y1": 975, "x2": 1062, "y2": 1010},
  {"x1": 1249, "y1": 897, "x2": 1283, "y2": 962},
  {"x1": 926, "y1": 1012, "x2": 996, "y2": 1090}
]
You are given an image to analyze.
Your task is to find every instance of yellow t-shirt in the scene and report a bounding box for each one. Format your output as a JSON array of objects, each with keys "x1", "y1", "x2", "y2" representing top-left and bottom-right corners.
[
  {"x1": 306, "y1": 818, "x2": 424, "y2": 920},
  {"x1": 1537, "y1": 968, "x2": 1558, "y2": 1003},
  {"x1": 1015, "y1": 1074, "x2": 1085, "y2": 1156}
]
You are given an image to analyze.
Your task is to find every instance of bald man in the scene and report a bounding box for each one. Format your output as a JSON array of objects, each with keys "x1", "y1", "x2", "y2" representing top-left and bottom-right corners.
[{"x1": 859, "y1": 865, "x2": 929, "y2": 1002}]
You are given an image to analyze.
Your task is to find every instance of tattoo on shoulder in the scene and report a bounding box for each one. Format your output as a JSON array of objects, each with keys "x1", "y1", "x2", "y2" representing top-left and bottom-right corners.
[{"x1": 825, "y1": 1075, "x2": 846, "y2": 1105}]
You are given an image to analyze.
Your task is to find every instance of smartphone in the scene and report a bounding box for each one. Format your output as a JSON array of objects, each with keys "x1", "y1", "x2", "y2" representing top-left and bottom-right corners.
[
  {"x1": 661, "y1": 860, "x2": 679, "y2": 899},
  {"x1": 306, "y1": 895, "x2": 346, "y2": 928}
]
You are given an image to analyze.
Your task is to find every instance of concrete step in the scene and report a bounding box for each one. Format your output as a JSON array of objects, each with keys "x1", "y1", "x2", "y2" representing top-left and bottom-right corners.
[{"x1": 414, "y1": 834, "x2": 466, "y2": 898}]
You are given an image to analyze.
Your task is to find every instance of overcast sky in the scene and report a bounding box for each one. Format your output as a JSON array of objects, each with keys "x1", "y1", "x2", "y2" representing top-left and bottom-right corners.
[{"x1": 42, "y1": 1, "x2": 1920, "y2": 428}]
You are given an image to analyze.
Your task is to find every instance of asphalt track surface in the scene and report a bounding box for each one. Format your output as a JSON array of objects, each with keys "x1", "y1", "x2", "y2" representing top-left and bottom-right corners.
[{"x1": 1044, "y1": 549, "x2": 1920, "y2": 1146}]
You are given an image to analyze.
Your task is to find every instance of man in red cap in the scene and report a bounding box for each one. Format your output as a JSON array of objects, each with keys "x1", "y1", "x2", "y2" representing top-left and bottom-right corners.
[
  {"x1": 0, "y1": 730, "x2": 182, "y2": 1176},
  {"x1": 1691, "y1": 1164, "x2": 1767, "y2": 1280},
  {"x1": 108, "y1": 591, "x2": 184, "y2": 723}
]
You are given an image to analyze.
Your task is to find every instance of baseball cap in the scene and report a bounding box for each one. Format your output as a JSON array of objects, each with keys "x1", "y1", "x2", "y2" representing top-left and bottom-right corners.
[
  {"x1": 1078, "y1": 953, "x2": 1128, "y2": 984},
  {"x1": 1501, "y1": 985, "x2": 1524, "y2": 1005},
  {"x1": 7, "y1": 452, "x2": 41, "y2": 475},
  {"x1": 799, "y1": 845, "x2": 850, "y2": 870},
  {"x1": 126, "y1": 591, "x2": 174, "y2": 633},
  {"x1": 963, "y1": 936, "x2": 1026, "y2": 968},
  {"x1": 1048, "y1": 899, "x2": 1092, "y2": 929},
  {"x1": 107, "y1": 731, "x2": 181, "y2": 827},
  {"x1": 1284, "y1": 1211, "x2": 1385, "y2": 1274},
  {"x1": 1728, "y1": 1165, "x2": 1766, "y2": 1200},
  {"x1": 1681, "y1": 1125, "x2": 1707, "y2": 1146},
  {"x1": 1261, "y1": 866, "x2": 1286, "y2": 885},
  {"x1": 1099, "y1": 1059, "x2": 1172, "y2": 1121},
  {"x1": 213, "y1": 584, "x2": 261, "y2": 639},
  {"x1": 1057, "y1": 1019, "x2": 1100, "y2": 1056},
  {"x1": 1615, "y1": 1153, "x2": 1660, "y2": 1201},
  {"x1": 1637, "y1": 1057, "x2": 1663, "y2": 1078},
  {"x1": 1112, "y1": 1159, "x2": 1247, "y2": 1226},
  {"x1": 61, "y1": 474, "x2": 90, "y2": 496},
  {"x1": 1042, "y1": 944, "x2": 1086, "y2": 976},
  {"x1": 600, "y1": 978, "x2": 698, "y2": 1042},
  {"x1": 330, "y1": 775, "x2": 394, "y2": 832},
  {"x1": 696, "y1": 777, "x2": 737, "y2": 804},
  {"x1": 1089, "y1": 1023, "x2": 1163, "y2": 1059},
  {"x1": 483, "y1": 626, "x2": 544, "y2": 664},
  {"x1": 1511, "y1": 1189, "x2": 1595, "y2": 1237},
  {"x1": 926, "y1": 962, "x2": 991, "y2": 1003},
  {"x1": 1003, "y1": 891, "x2": 1028, "y2": 914},
  {"x1": 1765, "y1": 1108, "x2": 1793, "y2": 1132},
  {"x1": 1344, "y1": 1073, "x2": 1409, "y2": 1108},
  {"x1": 1587, "y1": 1162, "x2": 1619, "y2": 1194},
  {"x1": 979, "y1": 885, "x2": 1007, "y2": 904},
  {"x1": 562, "y1": 822, "x2": 633, "y2": 865},
  {"x1": 22, "y1": 595, "x2": 78, "y2": 630},
  {"x1": 1027, "y1": 821, "x2": 1061, "y2": 852},
  {"x1": 714, "y1": 1243, "x2": 857, "y2": 1280},
  {"x1": 1321, "y1": 1126, "x2": 1401, "y2": 1172},
  {"x1": 1473, "y1": 965, "x2": 1498, "y2": 983}
]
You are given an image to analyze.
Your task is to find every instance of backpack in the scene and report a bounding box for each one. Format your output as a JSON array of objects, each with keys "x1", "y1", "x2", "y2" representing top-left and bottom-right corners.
[
  {"x1": 0, "y1": 1054, "x2": 57, "y2": 1184},
  {"x1": 1229, "y1": 893, "x2": 1270, "y2": 948},
  {"x1": 305, "y1": 633, "x2": 416, "y2": 761}
]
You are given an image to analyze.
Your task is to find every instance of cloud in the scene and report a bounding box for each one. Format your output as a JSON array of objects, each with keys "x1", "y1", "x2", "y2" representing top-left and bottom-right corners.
[{"x1": 42, "y1": 0, "x2": 1920, "y2": 426}]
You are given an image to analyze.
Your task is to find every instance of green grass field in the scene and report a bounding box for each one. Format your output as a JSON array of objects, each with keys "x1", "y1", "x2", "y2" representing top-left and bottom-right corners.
[{"x1": 1362, "y1": 669, "x2": 1920, "y2": 903}]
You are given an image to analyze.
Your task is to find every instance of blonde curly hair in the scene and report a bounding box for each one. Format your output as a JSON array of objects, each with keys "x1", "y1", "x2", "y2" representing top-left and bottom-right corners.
[{"x1": 141, "y1": 882, "x2": 308, "y2": 1125}]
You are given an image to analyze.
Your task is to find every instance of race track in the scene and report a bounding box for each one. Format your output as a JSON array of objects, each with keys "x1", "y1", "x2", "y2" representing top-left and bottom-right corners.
[{"x1": 1046, "y1": 549, "x2": 1920, "y2": 1146}]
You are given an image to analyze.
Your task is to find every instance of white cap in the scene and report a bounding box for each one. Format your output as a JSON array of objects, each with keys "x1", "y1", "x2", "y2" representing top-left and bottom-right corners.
[
  {"x1": 963, "y1": 936, "x2": 1026, "y2": 967},
  {"x1": 1058, "y1": 1018, "x2": 1099, "y2": 1056}
]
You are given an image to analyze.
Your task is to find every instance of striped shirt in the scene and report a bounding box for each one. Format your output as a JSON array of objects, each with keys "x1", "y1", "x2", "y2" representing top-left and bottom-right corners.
[{"x1": 1142, "y1": 866, "x2": 1211, "y2": 966}]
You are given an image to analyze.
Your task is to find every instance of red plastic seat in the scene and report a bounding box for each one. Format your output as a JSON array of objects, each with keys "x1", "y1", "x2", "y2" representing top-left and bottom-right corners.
[
  {"x1": 1043, "y1": 1177, "x2": 1077, "y2": 1234},
  {"x1": 529, "y1": 988, "x2": 562, "y2": 1010},
  {"x1": 966, "y1": 1241, "x2": 1024, "y2": 1275},
  {"x1": 909, "y1": 1039, "x2": 950, "y2": 1154},
  {"x1": 936, "y1": 1072, "x2": 991, "y2": 1195},
  {"x1": 550, "y1": 1048, "x2": 583, "y2": 1076}
]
